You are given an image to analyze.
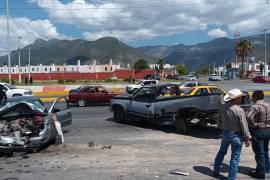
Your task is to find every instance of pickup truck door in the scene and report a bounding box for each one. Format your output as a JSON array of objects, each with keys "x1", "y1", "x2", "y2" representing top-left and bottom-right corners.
[
  {"x1": 192, "y1": 88, "x2": 210, "y2": 109},
  {"x1": 126, "y1": 87, "x2": 153, "y2": 120}
]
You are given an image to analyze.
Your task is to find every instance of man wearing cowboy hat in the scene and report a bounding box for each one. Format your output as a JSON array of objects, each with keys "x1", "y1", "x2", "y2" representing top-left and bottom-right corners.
[
  {"x1": 246, "y1": 90, "x2": 270, "y2": 179},
  {"x1": 214, "y1": 88, "x2": 251, "y2": 180}
]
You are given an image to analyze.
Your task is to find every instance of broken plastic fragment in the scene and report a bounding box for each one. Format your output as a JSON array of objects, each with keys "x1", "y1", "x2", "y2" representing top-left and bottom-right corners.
[{"x1": 169, "y1": 169, "x2": 189, "y2": 176}]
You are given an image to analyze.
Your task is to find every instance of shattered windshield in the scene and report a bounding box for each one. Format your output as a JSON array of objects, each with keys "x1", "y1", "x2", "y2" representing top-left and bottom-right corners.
[{"x1": 0, "y1": 101, "x2": 46, "y2": 119}]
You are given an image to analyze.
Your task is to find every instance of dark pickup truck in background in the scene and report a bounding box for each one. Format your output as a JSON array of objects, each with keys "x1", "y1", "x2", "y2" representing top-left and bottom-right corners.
[{"x1": 110, "y1": 84, "x2": 251, "y2": 133}]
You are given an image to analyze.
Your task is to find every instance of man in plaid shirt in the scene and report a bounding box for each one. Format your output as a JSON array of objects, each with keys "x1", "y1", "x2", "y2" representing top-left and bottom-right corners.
[{"x1": 247, "y1": 90, "x2": 270, "y2": 179}]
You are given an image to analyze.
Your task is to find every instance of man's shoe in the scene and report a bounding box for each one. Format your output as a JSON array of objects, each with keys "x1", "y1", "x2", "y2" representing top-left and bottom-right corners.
[
  {"x1": 248, "y1": 171, "x2": 265, "y2": 179},
  {"x1": 213, "y1": 172, "x2": 220, "y2": 178}
]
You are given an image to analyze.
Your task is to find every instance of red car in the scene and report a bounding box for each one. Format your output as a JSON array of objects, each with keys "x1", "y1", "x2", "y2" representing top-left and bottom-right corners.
[
  {"x1": 253, "y1": 76, "x2": 270, "y2": 83},
  {"x1": 68, "y1": 85, "x2": 122, "y2": 107}
]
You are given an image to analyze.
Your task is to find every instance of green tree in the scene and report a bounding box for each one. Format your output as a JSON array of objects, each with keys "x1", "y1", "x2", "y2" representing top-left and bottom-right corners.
[
  {"x1": 134, "y1": 59, "x2": 149, "y2": 71},
  {"x1": 235, "y1": 40, "x2": 253, "y2": 79},
  {"x1": 195, "y1": 66, "x2": 211, "y2": 75},
  {"x1": 157, "y1": 59, "x2": 165, "y2": 77},
  {"x1": 176, "y1": 64, "x2": 188, "y2": 75}
]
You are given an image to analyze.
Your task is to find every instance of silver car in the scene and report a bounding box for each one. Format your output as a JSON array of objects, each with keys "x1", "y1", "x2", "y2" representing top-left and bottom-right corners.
[{"x1": 0, "y1": 96, "x2": 72, "y2": 156}]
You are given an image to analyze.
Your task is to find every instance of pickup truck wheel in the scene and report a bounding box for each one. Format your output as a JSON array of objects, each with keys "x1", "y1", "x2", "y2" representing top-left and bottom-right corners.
[
  {"x1": 175, "y1": 115, "x2": 191, "y2": 134},
  {"x1": 78, "y1": 100, "x2": 86, "y2": 107},
  {"x1": 113, "y1": 107, "x2": 126, "y2": 123}
]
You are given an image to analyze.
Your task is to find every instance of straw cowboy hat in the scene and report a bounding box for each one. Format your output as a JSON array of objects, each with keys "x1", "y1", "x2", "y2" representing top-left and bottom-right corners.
[{"x1": 224, "y1": 88, "x2": 246, "y2": 102}]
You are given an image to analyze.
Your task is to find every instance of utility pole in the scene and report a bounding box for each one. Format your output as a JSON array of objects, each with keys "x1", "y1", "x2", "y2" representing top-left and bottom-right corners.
[
  {"x1": 234, "y1": 32, "x2": 240, "y2": 69},
  {"x1": 18, "y1": 36, "x2": 22, "y2": 83},
  {"x1": 6, "y1": 0, "x2": 11, "y2": 84},
  {"x1": 261, "y1": 29, "x2": 269, "y2": 76},
  {"x1": 28, "y1": 47, "x2": 31, "y2": 81},
  {"x1": 213, "y1": 61, "x2": 215, "y2": 73}
]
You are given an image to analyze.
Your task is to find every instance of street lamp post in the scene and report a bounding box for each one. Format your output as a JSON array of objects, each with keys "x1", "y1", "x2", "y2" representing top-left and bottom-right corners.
[
  {"x1": 18, "y1": 36, "x2": 22, "y2": 83},
  {"x1": 234, "y1": 32, "x2": 240, "y2": 69},
  {"x1": 261, "y1": 29, "x2": 269, "y2": 76},
  {"x1": 28, "y1": 47, "x2": 31, "y2": 81},
  {"x1": 6, "y1": 0, "x2": 11, "y2": 84}
]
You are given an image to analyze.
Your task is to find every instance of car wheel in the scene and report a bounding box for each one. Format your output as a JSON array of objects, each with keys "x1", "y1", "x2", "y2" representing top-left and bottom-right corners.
[
  {"x1": 113, "y1": 107, "x2": 126, "y2": 123},
  {"x1": 175, "y1": 114, "x2": 191, "y2": 134},
  {"x1": 78, "y1": 100, "x2": 86, "y2": 107}
]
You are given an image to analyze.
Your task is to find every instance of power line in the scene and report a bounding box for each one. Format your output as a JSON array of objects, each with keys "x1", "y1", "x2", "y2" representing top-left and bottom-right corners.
[
  {"x1": 0, "y1": 2, "x2": 222, "y2": 10},
  {"x1": 1, "y1": 0, "x2": 266, "y2": 10},
  {"x1": 0, "y1": 2, "x2": 268, "y2": 20},
  {"x1": 5, "y1": 0, "x2": 224, "y2": 6}
]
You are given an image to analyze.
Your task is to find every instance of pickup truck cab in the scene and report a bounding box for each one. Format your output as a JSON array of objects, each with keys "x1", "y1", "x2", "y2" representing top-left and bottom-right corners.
[
  {"x1": 0, "y1": 83, "x2": 32, "y2": 99},
  {"x1": 126, "y1": 79, "x2": 158, "y2": 94},
  {"x1": 111, "y1": 83, "x2": 250, "y2": 133}
]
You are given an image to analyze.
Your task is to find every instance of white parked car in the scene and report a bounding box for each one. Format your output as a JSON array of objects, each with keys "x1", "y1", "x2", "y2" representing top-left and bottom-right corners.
[
  {"x1": 185, "y1": 75, "x2": 197, "y2": 81},
  {"x1": 126, "y1": 79, "x2": 158, "y2": 93},
  {"x1": 209, "y1": 74, "x2": 222, "y2": 81},
  {"x1": 0, "y1": 83, "x2": 32, "y2": 99}
]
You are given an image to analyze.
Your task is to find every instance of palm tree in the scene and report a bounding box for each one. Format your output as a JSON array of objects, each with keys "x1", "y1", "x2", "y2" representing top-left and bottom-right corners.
[
  {"x1": 157, "y1": 59, "x2": 165, "y2": 77},
  {"x1": 235, "y1": 40, "x2": 253, "y2": 79}
]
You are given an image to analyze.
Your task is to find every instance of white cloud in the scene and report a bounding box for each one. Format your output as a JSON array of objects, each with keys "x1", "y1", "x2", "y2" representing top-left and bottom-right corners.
[
  {"x1": 207, "y1": 28, "x2": 227, "y2": 38},
  {"x1": 0, "y1": 16, "x2": 70, "y2": 55},
  {"x1": 7, "y1": 0, "x2": 269, "y2": 43}
]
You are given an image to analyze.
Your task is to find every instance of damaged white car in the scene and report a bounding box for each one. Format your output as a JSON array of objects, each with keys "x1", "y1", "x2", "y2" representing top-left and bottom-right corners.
[{"x1": 0, "y1": 96, "x2": 72, "y2": 156}]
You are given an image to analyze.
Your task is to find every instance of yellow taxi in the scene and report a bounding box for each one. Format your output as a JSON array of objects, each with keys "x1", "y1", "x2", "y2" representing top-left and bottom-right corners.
[{"x1": 182, "y1": 85, "x2": 226, "y2": 96}]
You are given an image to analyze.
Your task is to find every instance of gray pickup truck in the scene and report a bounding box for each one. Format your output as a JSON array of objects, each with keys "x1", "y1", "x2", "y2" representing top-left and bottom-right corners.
[{"x1": 110, "y1": 83, "x2": 250, "y2": 133}]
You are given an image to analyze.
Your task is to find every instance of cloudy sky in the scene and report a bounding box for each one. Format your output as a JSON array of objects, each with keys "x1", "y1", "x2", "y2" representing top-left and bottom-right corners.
[{"x1": 0, "y1": 0, "x2": 270, "y2": 54}]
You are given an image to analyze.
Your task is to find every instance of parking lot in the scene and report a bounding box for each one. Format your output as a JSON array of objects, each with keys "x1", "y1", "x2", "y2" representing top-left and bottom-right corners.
[{"x1": 1, "y1": 95, "x2": 270, "y2": 180}]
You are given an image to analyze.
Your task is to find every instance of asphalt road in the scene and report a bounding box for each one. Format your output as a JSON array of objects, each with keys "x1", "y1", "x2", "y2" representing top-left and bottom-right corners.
[{"x1": 1, "y1": 98, "x2": 270, "y2": 179}]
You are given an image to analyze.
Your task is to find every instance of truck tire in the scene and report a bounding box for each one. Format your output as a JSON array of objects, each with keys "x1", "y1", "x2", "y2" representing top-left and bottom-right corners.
[
  {"x1": 113, "y1": 107, "x2": 126, "y2": 123},
  {"x1": 78, "y1": 100, "x2": 86, "y2": 107},
  {"x1": 175, "y1": 114, "x2": 191, "y2": 134}
]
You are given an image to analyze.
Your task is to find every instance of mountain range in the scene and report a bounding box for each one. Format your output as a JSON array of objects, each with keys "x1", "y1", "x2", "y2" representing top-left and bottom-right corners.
[
  {"x1": 0, "y1": 34, "x2": 269, "y2": 71},
  {"x1": 0, "y1": 37, "x2": 151, "y2": 68},
  {"x1": 139, "y1": 34, "x2": 270, "y2": 70}
]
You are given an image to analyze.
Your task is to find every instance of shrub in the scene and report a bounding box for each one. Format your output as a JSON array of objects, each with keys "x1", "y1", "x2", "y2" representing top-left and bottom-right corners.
[
  {"x1": 123, "y1": 77, "x2": 131, "y2": 82},
  {"x1": 0, "y1": 78, "x2": 16, "y2": 84},
  {"x1": 65, "y1": 78, "x2": 76, "y2": 83},
  {"x1": 58, "y1": 78, "x2": 64, "y2": 84},
  {"x1": 104, "y1": 78, "x2": 117, "y2": 83}
]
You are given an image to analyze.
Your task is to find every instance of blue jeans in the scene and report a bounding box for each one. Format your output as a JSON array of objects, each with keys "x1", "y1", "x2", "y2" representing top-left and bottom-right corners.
[
  {"x1": 250, "y1": 129, "x2": 270, "y2": 177},
  {"x1": 214, "y1": 130, "x2": 243, "y2": 180}
]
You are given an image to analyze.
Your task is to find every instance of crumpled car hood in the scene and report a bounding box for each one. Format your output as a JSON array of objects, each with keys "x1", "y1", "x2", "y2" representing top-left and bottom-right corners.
[
  {"x1": 0, "y1": 102, "x2": 47, "y2": 148},
  {"x1": 0, "y1": 102, "x2": 46, "y2": 119}
]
